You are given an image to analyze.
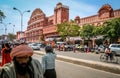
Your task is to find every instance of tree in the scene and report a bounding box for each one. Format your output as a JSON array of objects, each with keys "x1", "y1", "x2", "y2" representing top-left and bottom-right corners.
[
  {"x1": 80, "y1": 24, "x2": 95, "y2": 39},
  {"x1": 7, "y1": 33, "x2": 16, "y2": 41},
  {"x1": 79, "y1": 24, "x2": 96, "y2": 48},
  {"x1": 0, "y1": 10, "x2": 5, "y2": 22},
  {"x1": 57, "y1": 21, "x2": 80, "y2": 41},
  {"x1": 102, "y1": 18, "x2": 120, "y2": 43},
  {"x1": 92, "y1": 26, "x2": 103, "y2": 36}
]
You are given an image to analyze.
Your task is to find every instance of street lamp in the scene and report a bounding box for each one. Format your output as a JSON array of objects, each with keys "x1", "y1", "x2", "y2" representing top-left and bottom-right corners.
[
  {"x1": 13, "y1": 25, "x2": 15, "y2": 34},
  {"x1": 13, "y1": 7, "x2": 30, "y2": 35}
]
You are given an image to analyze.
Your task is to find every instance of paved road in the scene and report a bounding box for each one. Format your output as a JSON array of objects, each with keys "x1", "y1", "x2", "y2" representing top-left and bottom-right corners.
[
  {"x1": 0, "y1": 51, "x2": 120, "y2": 73},
  {"x1": 33, "y1": 54, "x2": 120, "y2": 78},
  {"x1": 40, "y1": 48, "x2": 120, "y2": 65},
  {"x1": 0, "y1": 48, "x2": 120, "y2": 66}
]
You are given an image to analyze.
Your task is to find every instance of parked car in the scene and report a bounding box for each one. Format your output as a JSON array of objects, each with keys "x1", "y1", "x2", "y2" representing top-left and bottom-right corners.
[
  {"x1": 28, "y1": 43, "x2": 40, "y2": 50},
  {"x1": 64, "y1": 44, "x2": 73, "y2": 51},
  {"x1": 98, "y1": 45, "x2": 105, "y2": 53},
  {"x1": 75, "y1": 44, "x2": 80, "y2": 50},
  {"x1": 94, "y1": 45, "x2": 104, "y2": 54},
  {"x1": 36, "y1": 43, "x2": 42, "y2": 47},
  {"x1": 109, "y1": 44, "x2": 120, "y2": 55},
  {"x1": 75, "y1": 44, "x2": 84, "y2": 51}
]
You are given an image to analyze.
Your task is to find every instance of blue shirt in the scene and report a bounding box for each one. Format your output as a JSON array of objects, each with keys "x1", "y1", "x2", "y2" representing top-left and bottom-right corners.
[{"x1": 42, "y1": 52, "x2": 56, "y2": 73}]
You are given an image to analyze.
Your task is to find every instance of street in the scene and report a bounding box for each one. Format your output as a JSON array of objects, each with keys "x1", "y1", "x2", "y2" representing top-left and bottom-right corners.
[
  {"x1": 0, "y1": 49, "x2": 120, "y2": 77},
  {"x1": 40, "y1": 48, "x2": 120, "y2": 65},
  {"x1": 33, "y1": 54, "x2": 120, "y2": 78},
  {"x1": 1, "y1": 0, "x2": 120, "y2": 78}
]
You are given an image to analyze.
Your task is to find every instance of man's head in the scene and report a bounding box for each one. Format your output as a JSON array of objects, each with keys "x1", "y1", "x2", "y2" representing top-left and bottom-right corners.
[
  {"x1": 45, "y1": 45, "x2": 53, "y2": 53},
  {"x1": 4, "y1": 43, "x2": 10, "y2": 49},
  {"x1": 10, "y1": 44, "x2": 33, "y2": 75}
]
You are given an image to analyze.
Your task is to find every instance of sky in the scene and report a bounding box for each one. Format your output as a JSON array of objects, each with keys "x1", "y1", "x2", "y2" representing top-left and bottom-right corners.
[{"x1": 0, "y1": 0, "x2": 120, "y2": 35}]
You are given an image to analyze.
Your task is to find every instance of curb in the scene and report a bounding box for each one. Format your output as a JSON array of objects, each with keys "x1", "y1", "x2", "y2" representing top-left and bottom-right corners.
[
  {"x1": 35, "y1": 51, "x2": 120, "y2": 74},
  {"x1": 57, "y1": 55, "x2": 120, "y2": 74}
]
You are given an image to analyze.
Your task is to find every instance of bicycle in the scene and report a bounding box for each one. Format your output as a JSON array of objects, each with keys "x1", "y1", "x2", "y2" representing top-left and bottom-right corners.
[{"x1": 100, "y1": 52, "x2": 118, "y2": 63}]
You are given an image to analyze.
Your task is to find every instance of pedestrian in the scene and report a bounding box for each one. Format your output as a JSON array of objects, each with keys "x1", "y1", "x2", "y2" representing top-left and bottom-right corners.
[
  {"x1": 0, "y1": 44, "x2": 43, "y2": 78},
  {"x1": 42, "y1": 45, "x2": 57, "y2": 78},
  {"x1": 0, "y1": 43, "x2": 12, "y2": 66},
  {"x1": 73, "y1": 45, "x2": 76, "y2": 53},
  {"x1": 61, "y1": 43, "x2": 65, "y2": 51},
  {"x1": 105, "y1": 47, "x2": 113, "y2": 61},
  {"x1": 84, "y1": 45, "x2": 87, "y2": 53},
  {"x1": 58, "y1": 44, "x2": 60, "y2": 51}
]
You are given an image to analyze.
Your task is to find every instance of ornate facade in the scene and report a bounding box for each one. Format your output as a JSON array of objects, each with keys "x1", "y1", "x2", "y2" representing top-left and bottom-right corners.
[
  {"x1": 25, "y1": 2, "x2": 69, "y2": 43},
  {"x1": 24, "y1": 3, "x2": 120, "y2": 43},
  {"x1": 74, "y1": 4, "x2": 120, "y2": 27}
]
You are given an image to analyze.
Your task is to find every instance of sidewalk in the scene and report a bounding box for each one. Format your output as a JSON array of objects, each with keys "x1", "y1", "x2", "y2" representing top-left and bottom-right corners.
[{"x1": 34, "y1": 51, "x2": 120, "y2": 74}]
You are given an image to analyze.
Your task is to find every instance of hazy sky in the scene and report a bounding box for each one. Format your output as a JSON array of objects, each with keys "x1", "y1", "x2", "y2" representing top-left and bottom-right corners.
[{"x1": 0, "y1": 0, "x2": 120, "y2": 35}]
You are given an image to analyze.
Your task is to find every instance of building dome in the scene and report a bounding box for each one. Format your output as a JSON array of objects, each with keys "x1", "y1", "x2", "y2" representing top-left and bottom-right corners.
[
  {"x1": 74, "y1": 16, "x2": 80, "y2": 23},
  {"x1": 57, "y1": 2, "x2": 62, "y2": 6},
  {"x1": 98, "y1": 4, "x2": 113, "y2": 13},
  {"x1": 30, "y1": 8, "x2": 44, "y2": 18},
  {"x1": 75, "y1": 16, "x2": 80, "y2": 19},
  {"x1": 98, "y1": 4, "x2": 114, "y2": 18}
]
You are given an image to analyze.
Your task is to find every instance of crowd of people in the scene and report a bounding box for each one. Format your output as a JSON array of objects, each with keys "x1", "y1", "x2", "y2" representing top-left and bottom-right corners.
[
  {"x1": 0, "y1": 40, "x2": 115, "y2": 78},
  {"x1": 0, "y1": 42, "x2": 57, "y2": 78}
]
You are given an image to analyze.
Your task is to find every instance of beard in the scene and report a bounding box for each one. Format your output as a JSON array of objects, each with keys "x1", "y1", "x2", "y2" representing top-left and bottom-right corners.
[{"x1": 14, "y1": 57, "x2": 32, "y2": 75}]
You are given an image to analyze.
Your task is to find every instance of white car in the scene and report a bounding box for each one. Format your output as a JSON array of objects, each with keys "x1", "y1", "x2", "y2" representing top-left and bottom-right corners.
[
  {"x1": 109, "y1": 44, "x2": 120, "y2": 55},
  {"x1": 28, "y1": 43, "x2": 40, "y2": 50},
  {"x1": 98, "y1": 45, "x2": 105, "y2": 53}
]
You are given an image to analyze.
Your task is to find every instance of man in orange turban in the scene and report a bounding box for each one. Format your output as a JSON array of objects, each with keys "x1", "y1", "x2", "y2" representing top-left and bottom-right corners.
[
  {"x1": 10, "y1": 44, "x2": 33, "y2": 59},
  {"x1": 1, "y1": 44, "x2": 43, "y2": 78}
]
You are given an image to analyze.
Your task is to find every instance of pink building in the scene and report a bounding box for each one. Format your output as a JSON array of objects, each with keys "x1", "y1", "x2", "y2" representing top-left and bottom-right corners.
[
  {"x1": 74, "y1": 4, "x2": 120, "y2": 27},
  {"x1": 25, "y1": 2, "x2": 69, "y2": 43},
  {"x1": 21, "y1": 3, "x2": 120, "y2": 43}
]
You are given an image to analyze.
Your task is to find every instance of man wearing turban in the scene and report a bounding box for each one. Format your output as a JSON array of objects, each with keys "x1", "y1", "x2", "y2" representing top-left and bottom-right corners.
[{"x1": 0, "y1": 44, "x2": 43, "y2": 78}]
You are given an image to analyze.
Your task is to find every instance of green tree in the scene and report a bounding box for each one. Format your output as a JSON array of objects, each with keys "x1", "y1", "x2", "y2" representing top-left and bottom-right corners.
[
  {"x1": 0, "y1": 10, "x2": 5, "y2": 22},
  {"x1": 7, "y1": 33, "x2": 16, "y2": 41},
  {"x1": 57, "y1": 21, "x2": 80, "y2": 40},
  {"x1": 102, "y1": 18, "x2": 120, "y2": 43},
  {"x1": 80, "y1": 24, "x2": 95, "y2": 39},
  {"x1": 92, "y1": 26, "x2": 103, "y2": 36}
]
